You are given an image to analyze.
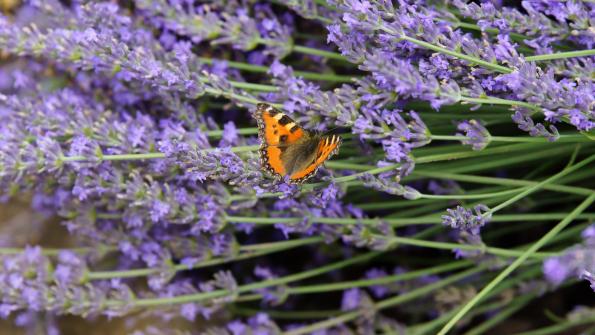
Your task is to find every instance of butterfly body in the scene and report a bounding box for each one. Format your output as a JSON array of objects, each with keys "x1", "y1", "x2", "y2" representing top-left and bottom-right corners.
[{"x1": 254, "y1": 103, "x2": 341, "y2": 183}]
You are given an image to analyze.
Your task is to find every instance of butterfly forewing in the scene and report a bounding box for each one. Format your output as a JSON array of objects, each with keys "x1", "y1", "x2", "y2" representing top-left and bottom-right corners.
[
  {"x1": 255, "y1": 103, "x2": 305, "y2": 177},
  {"x1": 253, "y1": 103, "x2": 341, "y2": 183},
  {"x1": 254, "y1": 103, "x2": 304, "y2": 145}
]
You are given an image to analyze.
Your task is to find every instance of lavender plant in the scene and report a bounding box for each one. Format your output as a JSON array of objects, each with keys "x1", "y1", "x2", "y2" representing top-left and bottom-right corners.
[{"x1": 0, "y1": 0, "x2": 594, "y2": 334}]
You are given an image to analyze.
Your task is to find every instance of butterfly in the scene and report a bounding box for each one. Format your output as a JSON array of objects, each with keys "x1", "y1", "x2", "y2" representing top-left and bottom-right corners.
[{"x1": 253, "y1": 103, "x2": 342, "y2": 184}]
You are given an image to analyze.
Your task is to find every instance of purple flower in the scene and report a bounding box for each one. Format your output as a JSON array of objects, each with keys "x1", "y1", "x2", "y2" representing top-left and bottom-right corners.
[
  {"x1": 54, "y1": 251, "x2": 86, "y2": 286},
  {"x1": 454, "y1": 0, "x2": 595, "y2": 49},
  {"x1": 341, "y1": 288, "x2": 362, "y2": 311},
  {"x1": 341, "y1": 222, "x2": 395, "y2": 250},
  {"x1": 511, "y1": 110, "x2": 560, "y2": 141},
  {"x1": 150, "y1": 200, "x2": 171, "y2": 222},
  {"x1": 0, "y1": 304, "x2": 19, "y2": 319},
  {"x1": 69, "y1": 136, "x2": 102, "y2": 161},
  {"x1": 358, "y1": 173, "x2": 420, "y2": 199},
  {"x1": 219, "y1": 121, "x2": 239, "y2": 147},
  {"x1": 442, "y1": 205, "x2": 492, "y2": 235},
  {"x1": 365, "y1": 268, "x2": 390, "y2": 298},
  {"x1": 382, "y1": 139, "x2": 411, "y2": 163},
  {"x1": 456, "y1": 120, "x2": 491, "y2": 150},
  {"x1": 543, "y1": 257, "x2": 571, "y2": 286},
  {"x1": 180, "y1": 303, "x2": 198, "y2": 321},
  {"x1": 320, "y1": 183, "x2": 340, "y2": 204},
  {"x1": 362, "y1": 56, "x2": 461, "y2": 110},
  {"x1": 0, "y1": 246, "x2": 132, "y2": 317},
  {"x1": 452, "y1": 231, "x2": 487, "y2": 260},
  {"x1": 268, "y1": 60, "x2": 361, "y2": 130},
  {"x1": 582, "y1": 224, "x2": 595, "y2": 245},
  {"x1": 427, "y1": 180, "x2": 462, "y2": 195},
  {"x1": 12, "y1": 70, "x2": 31, "y2": 89},
  {"x1": 502, "y1": 62, "x2": 593, "y2": 133},
  {"x1": 253, "y1": 266, "x2": 287, "y2": 306},
  {"x1": 543, "y1": 239, "x2": 595, "y2": 287}
]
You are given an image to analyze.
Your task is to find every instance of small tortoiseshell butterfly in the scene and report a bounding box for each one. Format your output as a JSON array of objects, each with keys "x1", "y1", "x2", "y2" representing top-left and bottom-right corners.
[{"x1": 253, "y1": 103, "x2": 342, "y2": 184}]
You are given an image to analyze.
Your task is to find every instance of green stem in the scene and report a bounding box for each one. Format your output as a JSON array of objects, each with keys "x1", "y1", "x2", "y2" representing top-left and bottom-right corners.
[
  {"x1": 224, "y1": 213, "x2": 595, "y2": 227},
  {"x1": 61, "y1": 145, "x2": 259, "y2": 162},
  {"x1": 205, "y1": 128, "x2": 259, "y2": 138},
  {"x1": 436, "y1": 193, "x2": 595, "y2": 335},
  {"x1": 463, "y1": 294, "x2": 534, "y2": 335},
  {"x1": 409, "y1": 100, "x2": 515, "y2": 113},
  {"x1": 203, "y1": 87, "x2": 263, "y2": 106},
  {"x1": 228, "y1": 80, "x2": 278, "y2": 92},
  {"x1": 283, "y1": 312, "x2": 362, "y2": 335},
  {"x1": 512, "y1": 316, "x2": 595, "y2": 335},
  {"x1": 420, "y1": 145, "x2": 575, "y2": 175},
  {"x1": 453, "y1": 21, "x2": 531, "y2": 44},
  {"x1": 287, "y1": 261, "x2": 471, "y2": 295},
  {"x1": 397, "y1": 35, "x2": 512, "y2": 73},
  {"x1": 409, "y1": 225, "x2": 445, "y2": 241},
  {"x1": 62, "y1": 152, "x2": 163, "y2": 162},
  {"x1": 313, "y1": 0, "x2": 337, "y2": 10},
  {"x1": 0, "y1": 245, "x2": 117, "y2": 256},
  {"x1": 233, "y1": 261, "x2": 473, "y2": 304},
  {"x1": 256, "y1": 37, "x2": 347, "y2": 61},
  {"x1": 415, "y1": 142, "x2": 547, "y2": 164},
  {"x1": 86, "y1": 237, "x2": 323, "y2": 280},
  {"x1": 488, "y1": 220, "x2": 590, "y2": 247},
  {"x1": 460, "y1": 96, "x2": 540, "y2": 112},
  {"x1": 284, "y1": 266, "x2": 485, "y2": 335},
  {"x1": 412, "y1": 300, "x2": 508, "y2": 335},
  {"x1": 430, "y1": 134, "x2": 590, "y2": 143},
  {"x1": 386, "y1": 192, "x2": 508, "y2": 218},
  {"x1": 357, "y1": 198, "x2": 439, "y2": 211},
  {"x1": 486, "y1": 154, "x2": 595, "y2": 216},
  {"x1": 418, "y1": 186, "x2": 528, "y2": 200},
  {"x1": 198, "y1": 57, "x2": 355, "y2": 82},
  {"x1": 411, "y1": 170, "x2": 594, "y2": 196},
  {"x1": 375, "y1": 268, "x2": 486, "y2": 311},
  {"x1": 232, "y1": 307, "x2": 342, "y2": 319},
  {"x1": 325, "y1": 161, "x2": 375, "y2": 171},
  {"x1": 386, "y1": 235, "x2": 555, "y2": 259},
  {"x1": 411, "y1": 264, "x2": 543, "y2": 335},
  {"x1": 117, "y1": 251, "x2": 382, "y2": 308},
  {"x1": 226, "y1": 216, "x2": 560, "y2": 257},
  {"x1": 292, "y1": 45, "x2": 348, "y2": 61},
  {"x1": 303, "y1": 163, "x2": 400, "y2": 189},
  {"x1": 525, "y1": 49, "x2": 595, "y2": 62},
  {"x1": 293, "y1": 71, "x2": 354, "y2": 82}
]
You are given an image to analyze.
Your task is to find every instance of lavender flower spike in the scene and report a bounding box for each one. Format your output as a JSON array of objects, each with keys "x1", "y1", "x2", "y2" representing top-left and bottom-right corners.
[
  {"x1": 442, "y1": 204, "x2": 492, "y2": 235},
  {"x1": 456, "y1": 119, "x2": 491, "y2": 151},
  {"x1": 0, "y1": 1, "x2": 594, "y2": 332}
]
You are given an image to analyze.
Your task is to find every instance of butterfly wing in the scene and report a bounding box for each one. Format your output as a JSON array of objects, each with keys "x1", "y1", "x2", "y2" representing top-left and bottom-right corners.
[
  {"x1": 289, "y1": 134, "x2": 342, "y2": 183},
  {"x1": 254, "y1": 103, "x2": 306, "y2": 177}
]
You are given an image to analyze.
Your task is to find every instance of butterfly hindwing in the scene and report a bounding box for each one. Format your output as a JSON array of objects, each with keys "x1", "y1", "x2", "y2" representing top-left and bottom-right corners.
[
  {"x1": 289, "y1": 135, "x2": 341, "y2": 183},
  {"x1": 253, "y1": 103, "x2": 341, "y2": 183}
]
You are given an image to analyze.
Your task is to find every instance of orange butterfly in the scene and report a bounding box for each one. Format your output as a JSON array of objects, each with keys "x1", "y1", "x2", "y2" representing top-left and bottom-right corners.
[{"x1": 253, "y1": 103, "x2": 342, "y2": 184}]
